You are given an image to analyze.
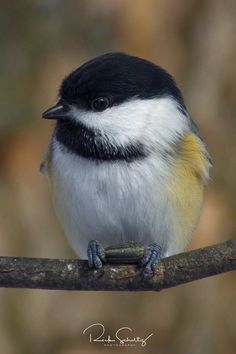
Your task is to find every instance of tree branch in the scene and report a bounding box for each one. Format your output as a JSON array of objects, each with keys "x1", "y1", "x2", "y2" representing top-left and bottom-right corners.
[{"x1": 0, "y1": 240, "x2": 235, "y2": 291}]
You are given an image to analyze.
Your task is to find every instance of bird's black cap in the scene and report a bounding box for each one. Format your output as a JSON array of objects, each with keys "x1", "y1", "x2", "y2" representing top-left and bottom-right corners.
[
  {"x1": 59, "y1": 52, "x2": 185, "y2": 110},
  {"x1": 45, "y1": 53, "x2": 187, "y2": 162}
]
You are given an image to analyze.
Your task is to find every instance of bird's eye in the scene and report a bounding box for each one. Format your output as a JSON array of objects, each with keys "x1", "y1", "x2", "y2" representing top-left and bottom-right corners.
[{"x1": 91, "y1": 97, "x2": 110, "y2": 112}]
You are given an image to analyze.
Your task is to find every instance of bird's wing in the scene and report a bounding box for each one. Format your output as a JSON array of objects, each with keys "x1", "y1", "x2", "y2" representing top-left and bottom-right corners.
[
  {"x1": 189, "y1": 116, "x2": 213, "y2": 167},
  {"x1": 39, "y1": 142, "x2": 53, "y2": 176}
]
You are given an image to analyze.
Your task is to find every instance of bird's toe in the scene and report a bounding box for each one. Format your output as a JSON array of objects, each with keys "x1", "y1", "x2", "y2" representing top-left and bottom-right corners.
[
  {"x1": 87, "y1": 240, "x2": 106, "y2": 269},
  {"x1": 140, "y1": 243, "x2": 162, "y2": 276}
]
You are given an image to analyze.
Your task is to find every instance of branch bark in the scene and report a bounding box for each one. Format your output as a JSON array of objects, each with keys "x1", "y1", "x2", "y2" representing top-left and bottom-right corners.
[{"x1": 0, "y1": 240, "x2": 235, "y2": 291}]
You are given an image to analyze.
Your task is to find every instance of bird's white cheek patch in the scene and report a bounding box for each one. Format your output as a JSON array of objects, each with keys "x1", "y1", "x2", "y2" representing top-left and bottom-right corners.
[
  {"x1": 70, "y1": 97, "x2": 188, "y2": 148},
  {"x1": 70, "y1": 100, "x2": 149, "y2": 146}
]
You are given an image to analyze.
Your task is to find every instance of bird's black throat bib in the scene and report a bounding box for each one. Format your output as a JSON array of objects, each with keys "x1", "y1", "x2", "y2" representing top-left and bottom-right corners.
[{"x1": 55, "y1": 119, "x2": 147, "y2": 162}]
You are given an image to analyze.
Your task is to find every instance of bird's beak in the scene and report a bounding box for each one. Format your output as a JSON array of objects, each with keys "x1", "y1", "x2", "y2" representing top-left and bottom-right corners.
[{"x1": 42, "y1": 102, "x2": 69, "y2": 119}]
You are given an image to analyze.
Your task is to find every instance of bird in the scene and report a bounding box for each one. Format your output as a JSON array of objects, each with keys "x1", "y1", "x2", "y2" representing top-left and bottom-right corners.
[{"x1": 41, "y1": 52, "x2": 212, "y2": 275}]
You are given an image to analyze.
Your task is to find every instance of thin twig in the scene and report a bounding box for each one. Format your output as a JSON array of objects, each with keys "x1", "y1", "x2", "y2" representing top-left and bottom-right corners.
[{"x1": 0, "y1": 240, "x2": 235, "y2": 291}]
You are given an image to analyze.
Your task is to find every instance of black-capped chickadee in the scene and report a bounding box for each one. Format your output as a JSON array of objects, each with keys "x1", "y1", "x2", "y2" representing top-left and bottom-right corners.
[{"x1": 41, "y1": 52, "x2": 212, "y2": 274}]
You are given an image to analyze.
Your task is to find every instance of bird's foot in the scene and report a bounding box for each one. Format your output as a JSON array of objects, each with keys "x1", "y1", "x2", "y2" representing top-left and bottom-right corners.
[
  {"x1": 140, "y1": 243, "x2": 162, "y2": 276},
  {"x1": 87, "y1": 240, "x2": 106, "y2": 269}
]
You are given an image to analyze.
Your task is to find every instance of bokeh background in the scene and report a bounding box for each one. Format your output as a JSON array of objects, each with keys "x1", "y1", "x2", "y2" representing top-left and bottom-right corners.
[{"x1": 0, "y1": 1, "x2": 236, "y2": 353}]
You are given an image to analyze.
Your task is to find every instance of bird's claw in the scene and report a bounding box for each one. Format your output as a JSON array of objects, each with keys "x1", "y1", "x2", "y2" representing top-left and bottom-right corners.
[
  {"x1": 140, "y1": 243, "x2": 162, "y2": 276},
  {"x1": 87, "y1": 240, "x2": 106, "y2": 269}
]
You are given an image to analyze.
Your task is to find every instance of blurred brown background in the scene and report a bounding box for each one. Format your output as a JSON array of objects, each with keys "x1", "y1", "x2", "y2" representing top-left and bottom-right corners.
[{"x1": 0, "y1": 1, "x2": 235, "y2": 353}]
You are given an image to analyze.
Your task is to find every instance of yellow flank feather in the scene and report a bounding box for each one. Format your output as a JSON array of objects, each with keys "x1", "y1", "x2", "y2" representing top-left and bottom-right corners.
[
  {"x1": 176, "y1": 132, "x2": 210, "y2": 183},
  {"x1": 167, "y1": 133, "x2": 211, "y2": 251}
]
